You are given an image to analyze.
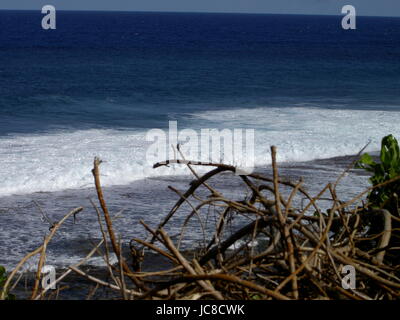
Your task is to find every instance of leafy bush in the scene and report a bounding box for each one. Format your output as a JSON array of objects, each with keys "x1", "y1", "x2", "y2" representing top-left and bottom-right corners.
[
  {"x1": 356, "y1": 134, "x2": 400, "y2": 211},
  {"x1": 0, "y1": 266, "x2": 15, "y2": 300},
  {"x1": 0, "y1": 266, "x2": 6, "y2": 287}
]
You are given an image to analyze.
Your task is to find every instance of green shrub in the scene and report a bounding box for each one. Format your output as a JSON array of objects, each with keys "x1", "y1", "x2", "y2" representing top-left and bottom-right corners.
[
  {"x1": 0, "y1": 266, "x2": 6, "y2": 287},
  {"x1": 356, "y1": 134, "x2": 400, "y2": 211},
  {"x1": 0, "y1": 266, "x2": 15, "y2": 300}
]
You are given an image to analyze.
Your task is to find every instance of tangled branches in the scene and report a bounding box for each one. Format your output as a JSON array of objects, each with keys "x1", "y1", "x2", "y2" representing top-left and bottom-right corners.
[{"x1": 2, "y1": 146, "x2": 400, "y2": 300}]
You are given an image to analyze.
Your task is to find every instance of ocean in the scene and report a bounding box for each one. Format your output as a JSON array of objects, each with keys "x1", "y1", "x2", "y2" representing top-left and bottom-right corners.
[{"x1": 0, "y1": 11, "x2": 399, "y2": 270}]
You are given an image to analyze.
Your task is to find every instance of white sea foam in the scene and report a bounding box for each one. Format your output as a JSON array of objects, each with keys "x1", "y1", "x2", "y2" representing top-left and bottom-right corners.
[
  {"x1": 0, "y1": 128, "x2": 189, "y2": 196},
  {"x1": 189, "y1": 106, "x2": 400, "y2": 165},
  {"x1": 0, "y1": 106, "x2": 399, "y2": 196}
]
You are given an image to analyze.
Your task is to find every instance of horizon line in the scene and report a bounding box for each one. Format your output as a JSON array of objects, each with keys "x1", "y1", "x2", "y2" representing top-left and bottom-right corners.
[{"x1": 0, "y1": 8, "x2": 399, "y2": 19}]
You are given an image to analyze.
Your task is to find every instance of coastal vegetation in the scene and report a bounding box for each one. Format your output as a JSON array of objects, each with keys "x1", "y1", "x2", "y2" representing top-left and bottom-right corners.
[
  {"x1": 1, "y1": 136, "x2": 400, "y2": 300},
  {"x1": 0, "y1": 266, "x2": 14, "y2": 300},
  {"x1": 356, "y1": 134, "x2": 400, "y2": 212}
]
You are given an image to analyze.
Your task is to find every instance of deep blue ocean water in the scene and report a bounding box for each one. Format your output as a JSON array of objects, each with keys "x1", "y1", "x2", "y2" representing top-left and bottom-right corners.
[
  {"x1": 0, "y1": 11, "x2": 400, "y2": 195},
  {"x1": 0, "y1": 10, "x2": 400, "y2": 194},
  {"x1": 0, "y1": 11, "x2": 400, "y2": 270},
  {"x1": 1, "y1": 11, "x2": 400, "y2": 134}
]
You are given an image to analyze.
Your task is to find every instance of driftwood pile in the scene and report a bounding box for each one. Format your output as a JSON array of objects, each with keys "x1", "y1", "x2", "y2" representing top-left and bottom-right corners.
[{"x1": 2, "y1": 146, "x2": 400, "y2": 300}]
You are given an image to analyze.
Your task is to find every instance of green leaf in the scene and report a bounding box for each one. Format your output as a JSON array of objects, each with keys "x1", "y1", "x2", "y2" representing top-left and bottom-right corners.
[
  {"x1": 359, "y1": 153, "x2": 375, "y2": 166},
  {"x1": 356, "y1": 135, "x2": 400, "y2": 210}
]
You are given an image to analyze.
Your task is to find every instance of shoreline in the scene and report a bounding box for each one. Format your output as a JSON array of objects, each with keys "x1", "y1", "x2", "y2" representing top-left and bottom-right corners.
[
  {"x1": 4, "y1": 150, "x2": 392, "y2": 300},
  {"x1": 0, "y1": 151, "x2": 375, "y2": 199},
  {"x1": 0, "y1": 153, "x2": 371, "y2": 272}
]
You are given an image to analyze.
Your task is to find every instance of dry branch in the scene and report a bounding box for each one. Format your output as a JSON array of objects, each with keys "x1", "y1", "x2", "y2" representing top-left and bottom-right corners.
[{"x1": 4, "y1": 145, "x2": 400, "y2": 300}]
